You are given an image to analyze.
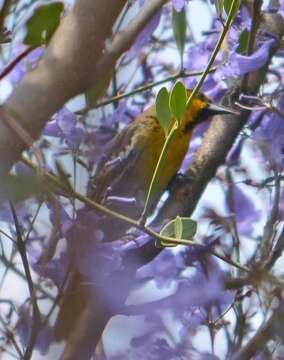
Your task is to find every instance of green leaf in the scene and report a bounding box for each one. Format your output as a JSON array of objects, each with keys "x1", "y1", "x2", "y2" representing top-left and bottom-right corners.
[
  {"x1": 160, "y1": 218, "x2": 177, "y2": 247},
  {"x1": 172, "y1": 7, "x2": 187, "y2": 64},
  {"x1": 215, "y1": 0, "x2": 224, "y2": 19},
  {"x1": 174, "y1": 215, "x2": 183, "y2": 239},
  {"x1": 24, "y1": 2, "x2": 64, "y2": 46},
  {"x1": 156, "y1": 87, "x2": 172, "y2": 134},
  {"x1": 236, "y1": 29, "x2": 249, "y2": 54},
  {"x1": 224, "y1": 0, "x2": 232, "y2": 14},
  {"x1": 0, "y1": 174, "x2": 45, "y2": 202},
  {"x1": 169, "y1": 81, "x2": 187, "y2": 122},
  {"x1": 224, "y1": 0, "x2": 240, "y2": 17},
  {"x1": 179, "y1": 217, "x2": 197, "y2": 240},
  {"x1": 230, "y1": 0, "x2": 240, "y2": 19},
  {"x1": 230, "y1": 0, "x2": 241, "y2": 20},
  {"x1": 159, "y1": 216, "x2": 197, "y2": 247}
]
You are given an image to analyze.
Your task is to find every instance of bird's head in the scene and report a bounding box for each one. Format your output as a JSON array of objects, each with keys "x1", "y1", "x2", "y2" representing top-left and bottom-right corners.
[{"x1": 181, "y1": 89, "x2": 239, "y2": 132}]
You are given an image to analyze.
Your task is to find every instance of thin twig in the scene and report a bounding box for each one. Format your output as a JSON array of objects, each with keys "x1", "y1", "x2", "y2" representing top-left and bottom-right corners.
[
  {"x1": 259, "y1": 170, "x2": 281, "y2": 263},
  {"x1": 0, "y1": 234, "x2": 16, "y2": 290},
  {"x1": 24, "y1": 200, "x2": 43, "y2": 242},
  {"x1": 0, "y1": 46, "x2": 37, "y2": 81},
  {"x1": 9, "y1": 203, "x2": 40, "y2": 360},
  {"x1": 265, "y1": 225, "x2": 284, "y2": 270},
  {"x1": 0, "y1": 253, "x2": 54, "y2": 300},
  {"x1": 90, "y1": 67, "x2": 219, "y2": 110},
  {"x1": 185, "y1": 0, "x2": 239, "y2": 109},
  {"x1": 21, "y1": 155, "x2": 249, "y2": 273},
  {"x1": 231, "y1": 309, "x2": 280, "y2": 360},
  {"x1": 0, "y1": 318, "x2": 23, "y2": 358}
]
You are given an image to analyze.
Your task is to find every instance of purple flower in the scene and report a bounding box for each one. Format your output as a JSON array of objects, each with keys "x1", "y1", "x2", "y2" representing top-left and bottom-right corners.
[
  {"x1": 128, "y1": 257, "x2": 231, "y2": 319},
  {"x1": 234, "y1": 5, "x2": 252, "y2": 30},
  {"x1": 223, "y1": 38, "x2": 277, "y2": 77},
  {"x1": 7, "y1": 46, "x2": 45, "y2": 85},
  {"x1": 279, "y1": 191, "x2": 284, "y2": 220},
  {"x1": 120, "y1": 257, "x2": 230, "y2": 359},
  {"x1": 226, "y1": 4, "x2": 251, "y2": 49},
  {"x1": 107, "y1": 101, "x2": 140, "y2": 127},
  {"x1": 43, "y1": 107, "x2": 85, "y2": 148},
  {"x1": 279, "y1": 0, "x2": 284, "y2": 18},
  {"x1": 176, "y1": 260, "x2": 231, "y2": 310},
  {"x1": 253, "y1": 94, "x2": 284, "y2": 168},
  {"x1": 184, "y1": 30, "x2": 225, "y2": 100},
  {"x1": 204, "y1": 182, "x2": 261, "y2": 237},
  {"x1": 226, "y1": 137, "x2": 245, "y2": 164},
  {"x1": 84, "y1": 126, "x2": 116, "y2": 168},
  {"x1": 128, "y1": 12, "x2": 161, "y2": 58},
  {"x1": 29, "y1": 246, "x2": 69, "y2": 288},
  {"x1": 185, "y1": 33, "x2": 216, "y2": 71},
  {"x1": 128, "y1": 335, "x2": 220, "y2": 360},
  {"x1": 179, "y1": 137, "x2": 201, "y2": 172},
  {"x1": 63, "y1": 208, "x2": 103, "y2": 278},
  {"x1": 229, "y1": 184, "x2": 261, "y2": 236},
  {"x1": 137, "y1": 249, "x2": 185, "y2": 286},
  {"x1": 29, "y1": 205, "x2": 103, "y2": 289},
  {"x1": 172, "y1": 0, "x2": 188, "y2": 12},
  {"x1": 0, "y1": 199, "x2": 31, "y2": 223},
  {"x1": 16, "y1": 305, "x2": 52, "y2": 355},
  {"x1": 84, "y1": 102, "x2": 140, "y2": 168},
  {"x1": 137, "y1": 337, "x2": 193, "y2": 359}
]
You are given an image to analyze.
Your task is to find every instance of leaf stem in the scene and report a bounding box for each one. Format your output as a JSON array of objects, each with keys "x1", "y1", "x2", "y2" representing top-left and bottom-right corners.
[
  {"x1": 85, "y1": 67, "x2": 219, "y2": 111},
  {"x1": 140, "y1": 121, "x2": 179, "y2": 224},
  {"x1": 185, "y1": 0, "x2": 240, "y2": 109}
]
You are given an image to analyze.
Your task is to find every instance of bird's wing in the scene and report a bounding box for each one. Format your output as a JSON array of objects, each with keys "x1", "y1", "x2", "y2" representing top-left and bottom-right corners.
[{"x1": 90, "y1": 121, "x2": 141, "y2": 203}]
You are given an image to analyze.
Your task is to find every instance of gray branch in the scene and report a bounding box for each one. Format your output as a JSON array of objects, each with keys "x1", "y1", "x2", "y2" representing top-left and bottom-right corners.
[{"x1": 0, "y1": 0, "x2": 127, "y2": 175}]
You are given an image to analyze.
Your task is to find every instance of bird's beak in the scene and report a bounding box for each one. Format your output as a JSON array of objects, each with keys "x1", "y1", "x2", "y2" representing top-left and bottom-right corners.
[{"x1": 206, "y1": 103, "x2": 240, "y2": 116}]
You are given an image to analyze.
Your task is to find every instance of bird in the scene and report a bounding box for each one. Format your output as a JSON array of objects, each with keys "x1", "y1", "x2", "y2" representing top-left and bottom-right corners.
[
  {"x1": 89, "y1": 89, "x2": 237, "y2": 220},
  {"x1": 54, "y1": 89, "x2": 238, "y2": 352}
]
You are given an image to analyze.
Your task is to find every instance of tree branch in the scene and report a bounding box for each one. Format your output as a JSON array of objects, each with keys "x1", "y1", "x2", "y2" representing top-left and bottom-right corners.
[
  {"x1": 231, "y1": 306, "x2": 284, "y2": 360},
  {"x1": 0, "y1": 0, "x2": 127, "y2": 176},
  {"x1": 53, "y1": 0, "x2": 170, "y2": 358},
  {"x1": 95, "y1": 0, "x2": 168, "y2": 74}
]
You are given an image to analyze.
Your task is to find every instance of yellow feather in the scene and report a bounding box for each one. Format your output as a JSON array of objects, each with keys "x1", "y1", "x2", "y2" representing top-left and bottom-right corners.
[{"x1": 91, "y1": 92, "x2": 209, "y2": 213}]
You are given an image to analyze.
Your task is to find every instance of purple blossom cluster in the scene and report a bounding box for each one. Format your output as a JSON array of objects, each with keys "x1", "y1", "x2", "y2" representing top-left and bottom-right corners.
[
  {"x1": 0, "y1": 0, "x2": 284, "y2": 359},
  {"x1": 43, "y1": 107, "x2": 85, "y2": 149}
]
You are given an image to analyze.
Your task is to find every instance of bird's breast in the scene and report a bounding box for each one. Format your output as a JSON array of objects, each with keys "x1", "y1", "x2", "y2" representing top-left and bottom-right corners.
[{"x1": 136, "y1": 128, "x2": 191, "y2": 197}]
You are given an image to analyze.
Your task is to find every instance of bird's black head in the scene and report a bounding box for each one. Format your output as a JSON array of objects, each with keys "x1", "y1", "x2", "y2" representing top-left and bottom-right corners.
[{"x1": 182, "y1": 90, "x2": 239, "y2": 133}]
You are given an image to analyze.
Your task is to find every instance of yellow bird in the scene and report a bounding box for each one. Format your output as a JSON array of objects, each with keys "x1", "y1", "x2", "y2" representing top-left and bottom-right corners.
[
  {"x1": 90, "y1": 89, "x2": 237, "y2": 219},
  {"x1": 54, "y1": 89, "x2": 237, "y2": 342}
]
